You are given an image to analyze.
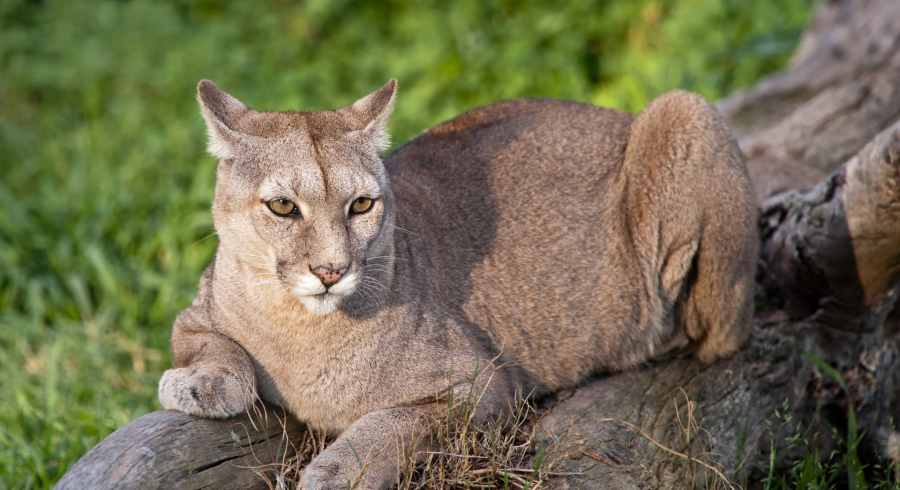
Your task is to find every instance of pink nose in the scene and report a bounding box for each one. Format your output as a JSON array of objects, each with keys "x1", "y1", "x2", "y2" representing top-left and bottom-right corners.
[{"x1": 311, "y1": 265, "x2": 348, "y2": 287}]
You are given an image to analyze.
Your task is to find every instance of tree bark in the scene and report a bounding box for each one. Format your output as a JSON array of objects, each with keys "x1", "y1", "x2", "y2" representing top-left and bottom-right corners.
[
  {"x1": 718, "y1": 0, "x2": 900, "y2": 203},
  {"x1": 54, "y1": 403, "x2": 311, "y2": 490},
  {"x1": 54, "y1": 0, "x2": 900, "y2": 488}
]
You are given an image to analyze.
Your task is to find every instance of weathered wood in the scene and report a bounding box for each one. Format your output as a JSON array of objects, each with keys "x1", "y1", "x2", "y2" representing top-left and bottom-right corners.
[
  {"x1": 54, "y1": 403, "x2": 308, "y2": 490},
  {"x1": 718, "y1": 0, "x2": 900, "y2": 202},
  {"x1": 537, "y1": 317, "x2": 900, "y2": 488},
  {"x1": 537, "y1": 315, "x2": 819, "y2": 489},
  {"x1": 758, "y1": 122, "x2": 900, "y2": 329}
]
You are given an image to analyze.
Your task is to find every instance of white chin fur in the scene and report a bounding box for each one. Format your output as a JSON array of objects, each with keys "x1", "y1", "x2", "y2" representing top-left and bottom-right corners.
[
  {"x1": 292, "y1": 274, "x2": 357, "y2": 316},
  {"x1": 297, "y1": 294, "x2": 342, "y2": 316}
]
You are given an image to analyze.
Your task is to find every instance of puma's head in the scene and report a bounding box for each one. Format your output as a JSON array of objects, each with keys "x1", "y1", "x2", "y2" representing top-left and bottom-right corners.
[{"x1": 198, "y1": 79, "x2": 397, "y2": 315}]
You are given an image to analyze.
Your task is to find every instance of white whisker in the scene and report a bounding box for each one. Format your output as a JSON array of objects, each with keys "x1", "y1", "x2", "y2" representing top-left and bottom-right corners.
[
  {"x1": 358, "y1": 284, "x2": 381, "y2": 301},
  {"x1": 389, "y1": 224, "x2": 417, "y2": 236},
  {"x1": 250, "y1": 274, "x2": 280, "y2": 284},
  {"x1": 232, "y1": 252, "x2": 274, "y2": 262},
  {"x1": 236, "y1": 280, "x2": 281, "y2": 296},
  {"x1": 191, "y1": 232, "x2": 218, "y2": 247},
  {"x1": 364, "y1": 266, "x2": 391, "y2": 272},
  {"x1": 361, "y1": 277, "x2": 390, "y2": 293},
  {"x1": 355, "y1": 287, "x2": 374, "y2": 301},
  {"x1": 243, "y1": 267, "x2": 277, "y2": 276},
  {"x1": 365, "y1": 257, "x2": 406, "y2": 265},
  {"x1": 257, "y1": 284, "x2": 283, "y2": 296}
]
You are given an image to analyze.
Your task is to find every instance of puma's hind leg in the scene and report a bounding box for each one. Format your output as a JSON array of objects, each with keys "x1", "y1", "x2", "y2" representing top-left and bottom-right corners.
[{"x1": 624, "y1": 90, "x2": 758, "y2": 363}]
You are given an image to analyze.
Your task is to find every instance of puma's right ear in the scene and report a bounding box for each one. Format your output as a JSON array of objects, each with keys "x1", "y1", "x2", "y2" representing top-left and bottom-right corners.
[
  {"x1": 197, "y1": 80, "x2": 255, "y2": 160},
  {"x1": 339, "y1": 79, "x2": 398, "y2": 153}
]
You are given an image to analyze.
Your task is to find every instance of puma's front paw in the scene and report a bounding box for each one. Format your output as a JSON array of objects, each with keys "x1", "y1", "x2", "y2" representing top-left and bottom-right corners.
[
  {"x1": 303, "y1": 455, "x2": 367, "y2": 490},
  {"x1": 302, "y1": 440, "x2": 397, "y2": 490},
  {"x1": 302, "y1": 456, "x2": 351, "y2": 490},
  {"x1": 158, "y1": 367, "x2": 253, "y2": 418}
]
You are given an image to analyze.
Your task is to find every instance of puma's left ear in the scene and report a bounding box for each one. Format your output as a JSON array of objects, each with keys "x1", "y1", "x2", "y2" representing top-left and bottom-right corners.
[{"x1": 339, "y1": 79, "x2": 397, "y2": 153}]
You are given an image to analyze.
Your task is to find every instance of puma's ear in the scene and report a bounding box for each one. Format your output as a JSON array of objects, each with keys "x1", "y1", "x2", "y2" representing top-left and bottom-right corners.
[
  {"x1": 340, "y1": 79, "x2": 397, "y2": 153},
  {"x1": 197, "y1": 80, "x2": 255, "y2": 160}
]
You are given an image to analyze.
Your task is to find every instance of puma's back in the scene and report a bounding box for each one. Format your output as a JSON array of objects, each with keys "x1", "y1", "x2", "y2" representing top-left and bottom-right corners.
[{"x1": 384, "y1": 95, "x2": 756, "y2": 389}]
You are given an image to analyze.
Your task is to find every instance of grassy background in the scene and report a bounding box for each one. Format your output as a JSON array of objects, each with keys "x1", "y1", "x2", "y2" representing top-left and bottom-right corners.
[{"x1": 0, "y1": 0, "x2": 816, "y2": 487}]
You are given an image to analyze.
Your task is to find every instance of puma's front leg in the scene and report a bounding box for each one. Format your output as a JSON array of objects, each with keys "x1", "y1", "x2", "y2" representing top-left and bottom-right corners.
[
  {"x1": 303, "y1": 405, "x2": 441, "y2": 490},
  {"x1": 158, "y1": 310, "x2": 256, "y2": 419}
]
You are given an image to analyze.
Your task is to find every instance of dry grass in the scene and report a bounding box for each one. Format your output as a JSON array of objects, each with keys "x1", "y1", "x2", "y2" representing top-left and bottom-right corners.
[
  {"x1": 239, "y1": 382, "x2": 748, "y2": 489},
  {"x1": 233, "y1": 390, "x2": 332, "y2": 490},
  {"x1": 596, "y1": 389, "x2": 749, "y2": 490},
  {"x1": 240, "y1": 364, "x2": 569, "y2": 490},
  {"x1": 394, "y1": 384, "x2": 569, "y2": 490}
]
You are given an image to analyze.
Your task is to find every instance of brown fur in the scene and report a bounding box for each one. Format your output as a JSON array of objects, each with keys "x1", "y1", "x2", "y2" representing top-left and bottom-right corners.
[{"x1": 158, "y1": 79, "x2": 758, "y2": 490}]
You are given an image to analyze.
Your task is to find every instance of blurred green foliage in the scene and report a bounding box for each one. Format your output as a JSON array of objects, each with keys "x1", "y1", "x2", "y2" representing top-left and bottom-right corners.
[{"x1": 0, "y1": 0, "x2": 814, "y2": 487}]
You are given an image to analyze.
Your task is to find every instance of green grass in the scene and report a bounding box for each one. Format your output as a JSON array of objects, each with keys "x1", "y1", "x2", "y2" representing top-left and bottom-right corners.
[
  {"x1": 745, "y1": 354, "x2": 898, "y2": 490},
  {"x1": 0, "y1": 0, "x2": 817, "y2": 487}
]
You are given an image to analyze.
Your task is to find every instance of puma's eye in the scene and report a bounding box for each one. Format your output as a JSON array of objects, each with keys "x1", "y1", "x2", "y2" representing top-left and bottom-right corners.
[
  {"x1": 350, "y1": 197, "x2": 374, "y2": 215},
  {"x1": 268, "y1": 199, "x2": 298, "y2": 217}
]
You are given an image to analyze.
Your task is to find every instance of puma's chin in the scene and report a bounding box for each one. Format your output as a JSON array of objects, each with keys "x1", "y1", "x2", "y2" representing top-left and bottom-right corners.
[
  {"x1": 297, "y1": 294, "x2": 342, "y2": 316},
  {"x1": 290, "y1": 274, "x2": 359, "y2": 315}
]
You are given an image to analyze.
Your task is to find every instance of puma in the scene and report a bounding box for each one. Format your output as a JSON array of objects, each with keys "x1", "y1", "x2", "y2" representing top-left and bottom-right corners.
[{"x1": 158, "y1": 79, "x2": 757, "y2": 489}]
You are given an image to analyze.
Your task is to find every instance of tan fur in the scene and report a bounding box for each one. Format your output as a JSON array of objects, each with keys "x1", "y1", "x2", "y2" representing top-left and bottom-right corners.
[{"x1": 158, "y1": 79, "x2": 758, "y2": 490}]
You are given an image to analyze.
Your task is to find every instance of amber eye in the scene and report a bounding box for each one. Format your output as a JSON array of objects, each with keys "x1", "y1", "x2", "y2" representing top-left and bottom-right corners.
[
  {"x1": 350, "y1": 197, "x2": 374, "y2": 215},
  {"x1": 268, "y1": 199, "x2": 298, "y2": 217}
]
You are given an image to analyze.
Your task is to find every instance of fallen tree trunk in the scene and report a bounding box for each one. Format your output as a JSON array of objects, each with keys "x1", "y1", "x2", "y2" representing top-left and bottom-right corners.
[
  {"x1": 54, "y1": 403, "x2": 311, "y2": 490},
  {"x1": 54, "y1": 0, "x2": 900, "y2": 488}
]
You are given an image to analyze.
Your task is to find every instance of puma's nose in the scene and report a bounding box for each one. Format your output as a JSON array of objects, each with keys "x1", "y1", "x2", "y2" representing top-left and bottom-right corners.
[{"x1": 311, "y1": 265, "x2": 349, "y2": 287}]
